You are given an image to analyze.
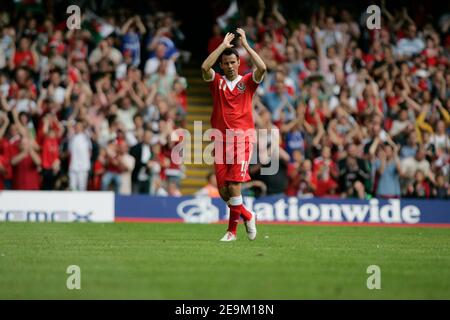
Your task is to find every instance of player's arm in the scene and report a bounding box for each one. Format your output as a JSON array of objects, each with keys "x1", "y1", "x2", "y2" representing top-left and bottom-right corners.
[
  {"x1": 201, "y1": 33, "x2": 235, "y2": 82},
  {"x1": 236, "y1": 28, "x2": 266, "y2": 83}
]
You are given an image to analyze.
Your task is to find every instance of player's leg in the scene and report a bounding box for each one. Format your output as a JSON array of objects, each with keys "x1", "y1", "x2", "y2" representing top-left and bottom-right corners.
[
  {"x1": 222, "y1": 182, "x2": 242, "y2": 240},
  {"x1": 227, "y1": 181, "x2": 257, "y2": 240},
  {"x1": 222, "y1": 181, "x2": 242, "y2": 239},
  {"x1": 222, "y1": 181, "x2": 251, "y2": 221},
  {"x1": 228, "y1": 140, "x2": 254, "y2": 222},
  {"x1": 224, "y1": 140, "x2": 257, "y2": 240},
  {"x1": 218, "y1": 185, "x2": 230, "y2": 203},
  {"x1": 215, "y1": 163, "x2": 236, "y2": 241},
  {"x1": 215, "y1": 140, "x2": 237, "y2": 241}
]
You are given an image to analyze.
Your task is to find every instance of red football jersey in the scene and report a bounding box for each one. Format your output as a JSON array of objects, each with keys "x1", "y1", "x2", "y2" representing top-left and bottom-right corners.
[{"x1": 208, "y1": 71, "x2": 260, "y2": 141}]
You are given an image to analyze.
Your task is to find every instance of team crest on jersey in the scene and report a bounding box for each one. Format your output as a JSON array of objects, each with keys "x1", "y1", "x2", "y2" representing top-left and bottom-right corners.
[{"x1": 237, "y1": 82, "x2": 246, "y2": 92}]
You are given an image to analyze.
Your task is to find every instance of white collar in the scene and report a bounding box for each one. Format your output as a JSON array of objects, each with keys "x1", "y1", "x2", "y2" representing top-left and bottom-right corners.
[{"x1": 223, "y1": 75, "x2": 242, "y2": 91}]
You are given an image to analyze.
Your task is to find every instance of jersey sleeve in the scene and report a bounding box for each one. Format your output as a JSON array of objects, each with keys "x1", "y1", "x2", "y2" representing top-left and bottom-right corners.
[
  {"x1": 244, "y1": 71, "x2": 262, "y2": 95},
  {"x1": 208, "y1": 71, "x2": 221, "y2": 94}
]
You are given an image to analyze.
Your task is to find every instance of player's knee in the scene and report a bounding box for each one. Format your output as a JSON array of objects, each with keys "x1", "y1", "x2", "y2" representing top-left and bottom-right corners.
[
  {"x1": 227, "y1": 182, "x2": 241, "y2": 197},
  {"x1": 219, "y1": 187, "x2": 230, "y2": 202}
]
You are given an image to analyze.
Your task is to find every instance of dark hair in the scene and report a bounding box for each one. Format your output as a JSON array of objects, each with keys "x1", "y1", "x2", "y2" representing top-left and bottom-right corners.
[
  {"x1": 219, "y1": 48, "x2": 239, "y2": 63},
  {"x1": 50, "y1": 68, "x2": 62, "y2": 76}
]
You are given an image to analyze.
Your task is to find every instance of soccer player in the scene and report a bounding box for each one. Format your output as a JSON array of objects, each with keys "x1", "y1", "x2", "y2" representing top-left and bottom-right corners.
[{"x1": 201, "y1": 29, "x2": 267, "y2": 241}]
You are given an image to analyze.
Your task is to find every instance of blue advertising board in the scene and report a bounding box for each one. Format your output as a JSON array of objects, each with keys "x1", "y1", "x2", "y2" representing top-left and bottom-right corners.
[{"x1": 115, "y1": 195, "x2": 450, "y2": 226}]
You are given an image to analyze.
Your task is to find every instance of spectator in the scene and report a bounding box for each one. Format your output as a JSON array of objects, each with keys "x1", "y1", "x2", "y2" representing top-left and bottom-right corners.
[
  {"x1": 146, "y1": 60, "x2": 176, "y2": 97},
  {"x1": 406, "y1": 169, "x2": 432, "y2": 198},
  {"x1": 90, "y1": 147, "x2": 105, "y2": 191},
  {"x1": 11, "y1": 137, "x2": 41, "y2": 190},
  {"x1": 261, "y1": 80, "x2": 295, "y2": 123},
  {"x1": 40, "y1": 113, "x2": 62, "y2": 190},
  {"x1": 430, "y1": 120, "x2": 450, "y2": 152},
  {"x1": 144, "y1": 43, "x2": 177, "y2": 76},
  {"x1": 47, "y1": 69, "x2": 65, "y2": 105},
  {"x1": 311, "y1": 146, "x2": 339, "y2": 197},
  {"x1": 315, "y1": 17, "x2": 345, "y2": 51},
  {"x1": 118, "y1": 142, "x2": 135, "y2": 195},
  {"x1": 400, "y1": 131, "x2": 419, "y2": 159},
  {"x1": 396, "y1": 24, "x2": 425, "y2": 58},
  {"x1": 434, "y1": 174, "x2": 449, "y2": 199},
  {"x1": 297, "y1": 159, "x2": 315, "y2": 198},
  {"x1": 120, "y1": 15, "x2": 146, "y2": 67},
  {"x1": 88, "y1": 38, "x2": 123, "y2": 71},
  {"x1": 401, "y1": 147, "x2": 434, "y2": 185},
  {"x1": 102, "y1": 140, "x2": 123, "y2": 193},
  {"x1": 339, "y1": 144, "x2": 370, "y2": 199},
  {"x1": 285, "y1": 149, "x2": 303, "y2": 196},
  {"x1": 389, "y1": 109, "x2": 413, "y2": 144},
  {"x1": 9, "y1": 36, "x2": 39, "y2": 72},
  {"x1": 371, "y1": 141, "x2": 403, "y2": 198},
  {"x1": 68, "y1": 121, "x2": 91, "y2": 191},
  {"x1": 130, "y1": 129, "x2": 154, "y2": 194}
]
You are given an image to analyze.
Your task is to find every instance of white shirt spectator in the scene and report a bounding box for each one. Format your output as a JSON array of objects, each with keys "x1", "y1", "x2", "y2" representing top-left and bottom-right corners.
[
  {"x1": 390, "y1": 120, "x2": 410, "y2": 137},
  {"x1": 125, "y1": 131, "x2": 138, "y2": 147},
  {"x1": 0, "y1": 82, "x2": 10, "y2": 98},
  {"x1": 88, "y1": 47, "x2": 123, "y2": 66},
  {"x1": 117, "y1": 107, "x2": 137, "y2": 131},
  {"x1": 430, "y1": 133, "x2": 450, "y2": 151},
  {"x1": 119, "y1": 154, "x2": 135, "y2": 195},
  {"x1": 11, "y1": 99, "x2": 37, "y2": 113},
  {"x1": 52, "y1": 86, "x2": 66, "y2": 104},
  {"x1": 396, "y1": 37, "x2": 425, "y2": 57},
  {"x1": 69, "y1": 132, "x2": 92, "y2": 172},
  {"x1": 328, "y1": 95, "x2": 356, "y2": 113},
  {"x1": 317, "y1": 30, "x2": 343, "y2": 50},
  {"x1": 401, "y1": 157, "x2": 431, "y2": 179},
  {"x1": 115, "y1": 62, "x2": 128, "y2": 80}
]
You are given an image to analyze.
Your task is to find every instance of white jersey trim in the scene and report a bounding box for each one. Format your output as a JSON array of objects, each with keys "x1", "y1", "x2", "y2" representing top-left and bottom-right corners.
[{"x1": 223, "y1": 75, "x2": 243, "y2": 91}]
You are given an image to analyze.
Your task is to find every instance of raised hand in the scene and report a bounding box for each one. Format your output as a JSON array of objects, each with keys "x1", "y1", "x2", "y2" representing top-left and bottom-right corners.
[
  {"x1": 236, "y1": 28, "x2": 248, "y2": 46},
  {"x1": 222, "y1": 32, "x2": 235, "y2": 48}
]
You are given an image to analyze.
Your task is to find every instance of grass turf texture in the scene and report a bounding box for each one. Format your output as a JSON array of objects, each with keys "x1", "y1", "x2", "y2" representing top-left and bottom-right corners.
[{"x1": 0, "y1": 222, "x2": 449, "y2": 299}]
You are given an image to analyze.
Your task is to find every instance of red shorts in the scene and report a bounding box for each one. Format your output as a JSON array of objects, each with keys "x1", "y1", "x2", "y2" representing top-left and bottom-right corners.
[{"x1": 214, "y1": 140, "x2": 253, "y2": 189}]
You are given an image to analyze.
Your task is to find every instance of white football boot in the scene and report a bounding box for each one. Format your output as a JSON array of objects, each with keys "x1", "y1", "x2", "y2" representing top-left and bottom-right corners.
[
  {"x1": 244, "y1": 211, "x2": 257, "y2": 241},
  {"x1": 220, "y1": 231, "x2": 237, "y2": 242}
]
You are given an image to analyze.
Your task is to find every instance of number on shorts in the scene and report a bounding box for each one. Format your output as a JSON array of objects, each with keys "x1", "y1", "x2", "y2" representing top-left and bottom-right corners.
[{"x1": 240, "y1": 160, "x2": 249, "y2": 177}]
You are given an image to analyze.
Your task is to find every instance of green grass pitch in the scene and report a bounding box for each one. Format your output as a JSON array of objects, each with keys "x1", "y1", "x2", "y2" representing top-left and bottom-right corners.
[{"x1": 0, "y1": 222, "x2": 449, "y2": 299}]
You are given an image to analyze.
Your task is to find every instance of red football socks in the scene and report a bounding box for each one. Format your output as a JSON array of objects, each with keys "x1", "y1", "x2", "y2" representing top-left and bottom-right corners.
[
  {"x1": 239, "y1": 204, "x2": 252, "y2": 221},
  {"x1": 227, "y1": 196, "x2": 253, "y2": 234},
  {"x1": 227, "y1": 205, "x2": 241, "y2": 235}
]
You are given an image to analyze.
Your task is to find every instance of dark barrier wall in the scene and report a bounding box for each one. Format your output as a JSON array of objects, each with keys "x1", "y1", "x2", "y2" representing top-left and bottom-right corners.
[{"x1": 115, "y1": 195, "x2": 450, "y2": 226}]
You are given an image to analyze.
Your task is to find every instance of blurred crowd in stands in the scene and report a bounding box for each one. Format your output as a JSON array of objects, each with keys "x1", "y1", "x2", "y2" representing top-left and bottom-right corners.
[
  {"x1": 0, "y1": 1, "x2": 189, "y2": 195},
  {"x1": 209, "y1": 0, "x2": 450, "y2": 199},
  {"x1": 0, "y1": 0, "x2": 449, "y2": 199}
]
